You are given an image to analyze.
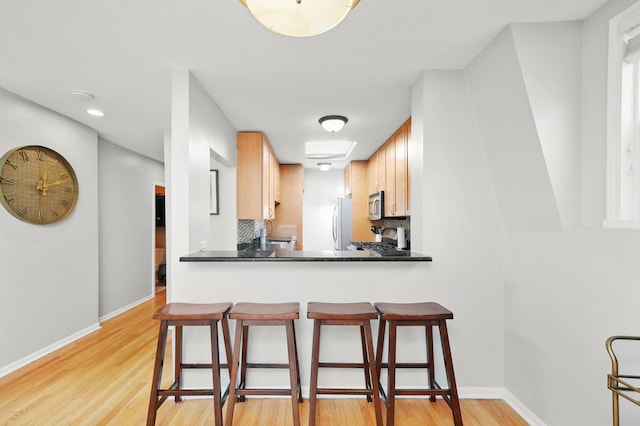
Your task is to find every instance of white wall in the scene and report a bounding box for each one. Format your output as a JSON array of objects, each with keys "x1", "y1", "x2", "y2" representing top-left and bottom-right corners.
[
  {"x1": 168, "y1": 69, "x2": 237, "y2": 302},
  {"x1": 302, "y1": 169, "x2": 344, "y2": 250},
  {"x1": 208, "y1": 155, "x2": 236, "y2": 250},
  {"x1": 511, "y1": 22, "x2": 583, "y2": 229},
  {"x1": 465, "y1": 26, "x2": 563, "y2": 232},
  {"x1": 98, "y1": 139, "x2": 163, "y2": 318},
  {"x1": 416, "y1": 70, "x2": 506, "y2": 390},
  {"x1": 0, "y1": 87, "x2": 99, "y2": 375},
  {"x1": 465, "y1": 5, "x2": 640, "y2": 424}
]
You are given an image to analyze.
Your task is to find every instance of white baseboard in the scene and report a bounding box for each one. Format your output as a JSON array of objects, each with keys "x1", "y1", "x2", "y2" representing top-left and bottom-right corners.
[
  {"x1": 0, "y1": 323, "x2": 101, "y2": 379},
  {"x1": 99, "y1": 294, "x2": 154, "y2": 322},
  {"x1": 503, "y1": 388, "x2": 547, "y2": 425}
]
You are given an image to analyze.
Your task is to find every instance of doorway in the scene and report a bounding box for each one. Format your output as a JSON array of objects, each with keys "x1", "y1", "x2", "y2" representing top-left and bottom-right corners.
[{"x1": 154, "y1": 185, "x2": 166, "y2": 293}]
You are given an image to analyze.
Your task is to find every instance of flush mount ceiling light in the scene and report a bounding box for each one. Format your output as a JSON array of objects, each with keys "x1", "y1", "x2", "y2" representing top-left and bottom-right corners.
[
  {"x1": 239, "y1": 0, "x2": 360, "y2": 37},
  {"x1": 319, "y1": 115, "x2": 348, "y2": 132},
  {"x1": 317, "y1": 162, "x2": 332, "y2": 171}
]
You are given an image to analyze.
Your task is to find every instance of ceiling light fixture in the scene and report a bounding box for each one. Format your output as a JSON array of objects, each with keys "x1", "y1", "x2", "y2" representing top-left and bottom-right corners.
[
  {"x1": 319, "y1": 115, "x2": 348, "y2": 132},
  {"x1": 86, "y1": 109, "x2": 105, "y2": 117},
  {"x1": 317, "y1": 162, "x2": 332, "y2": 171},
  {"x1": 239, "y1": 0, "x2": 360, "y2": 38},
  {"x1": 71, "y1": 90, "x2": 95, "y2": 100}
]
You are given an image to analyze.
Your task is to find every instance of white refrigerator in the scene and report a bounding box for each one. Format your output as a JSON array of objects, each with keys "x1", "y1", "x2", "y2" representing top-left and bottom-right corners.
[{"x1": 333, "y1": 197, "x2": 353, "y2": 251}]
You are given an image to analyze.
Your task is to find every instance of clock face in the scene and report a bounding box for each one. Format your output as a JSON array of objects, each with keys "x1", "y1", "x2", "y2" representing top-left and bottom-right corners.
[{"x1": 0, "y1": 145, "x2": 79, "y2": 225}]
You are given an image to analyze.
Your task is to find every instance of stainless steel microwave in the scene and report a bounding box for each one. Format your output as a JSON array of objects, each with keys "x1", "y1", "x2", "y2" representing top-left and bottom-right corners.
[{"x1": 368, "y1": 191, "x2": 384, "y2": 220}]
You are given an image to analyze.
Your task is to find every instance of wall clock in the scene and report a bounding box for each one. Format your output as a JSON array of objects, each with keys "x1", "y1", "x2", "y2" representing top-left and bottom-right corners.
[{"x1": 0, "y1": 145, "x2": 79, "y2": 224}]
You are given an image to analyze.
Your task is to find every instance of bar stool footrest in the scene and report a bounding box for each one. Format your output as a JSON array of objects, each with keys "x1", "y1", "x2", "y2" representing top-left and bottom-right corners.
[
  {"x1": 318, "y1": 362, "x2": 368, "y2": 368},
  {"x1": 316, "y1": 388, "x2": 375, "y2": 396},
  {"x1": 180, "y1": 362, "x2": 231, "y2": 369},
  {"x1": 245, "y1": 362, "x2": 291, "y2": 369},
  {"x1": 235, "y1": 388, "x2": 294, "y2": 397}
]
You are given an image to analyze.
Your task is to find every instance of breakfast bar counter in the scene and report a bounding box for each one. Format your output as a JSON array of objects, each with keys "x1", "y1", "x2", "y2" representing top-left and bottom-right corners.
[{"x1": 180, "y1": 249, "x2": 432, "y2": 262}]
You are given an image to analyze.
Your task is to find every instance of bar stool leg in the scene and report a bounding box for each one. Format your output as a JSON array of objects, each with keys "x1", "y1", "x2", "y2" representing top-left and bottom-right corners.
[
  {"x1": 209, "y1": 320, "x2": 223, "y2": 426},
  {"x1": 387, "y1": 320, "x2": 398, "y2": 426},
  {"x1": 147, "y1": 320, "x2": 168, "y2": 426},
  {"x1": 308, "y1": 319, "x2": 322, "y2": 426},
  {"x1": 425, "y1": 324, "x2": 436, "y2": 402},
  {"x1": 225, "y1": 319, "x2": 244, "y2": 426},
  {"x1": 174, "y1": 325, "x2": 183, "y2": 402},
  {"x1": 285, "y1": 320, "x2": 301, "y2": 426},
  {"x1": 375, "y1": 317, "x2": 387, "y2": 401},
  {"x1": 360, "y1": 325, "x2": 373, "y2": 402},
  {"x1": 238, "y1": 325, "x2": 249, "y2": 402},
  {"x1": 363, "y1": 319, "x2": 384, "y2": 426},
  {"x1": 291, "y1": 321, "x2": 303, "y2": 402},
  {"x1": 439, "y1": 321, "x2": 463, "y2": 426}
]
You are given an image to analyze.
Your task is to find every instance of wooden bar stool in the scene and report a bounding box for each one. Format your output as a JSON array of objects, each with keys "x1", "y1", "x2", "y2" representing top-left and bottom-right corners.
[
  {"x1": 147, "y1": 302, "x2": 233, "y2": 426},
  {"x1": 225, "y1": 302, "x2": 302, "y2": 426},
  {"x1": 307, "y1": 302, "x2": 383, "y2": 426},
  {"x1": 375, "y1": 302, "x2": 463, "y2": 426}
]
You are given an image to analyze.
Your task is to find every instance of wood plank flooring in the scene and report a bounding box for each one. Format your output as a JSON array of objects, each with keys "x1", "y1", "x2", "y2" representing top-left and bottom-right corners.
[{"x1": 0, "y1": 290, "x2": 527, "y2": 425}]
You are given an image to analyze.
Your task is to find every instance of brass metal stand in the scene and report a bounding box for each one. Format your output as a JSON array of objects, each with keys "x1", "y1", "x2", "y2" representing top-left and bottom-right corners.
[{"x1": 606, "y1": 336, "x2": 640, "y2": 426}]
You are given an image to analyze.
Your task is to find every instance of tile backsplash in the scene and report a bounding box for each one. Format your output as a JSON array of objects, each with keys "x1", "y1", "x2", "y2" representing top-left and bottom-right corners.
[{"x1": 237, "y1": 219, "x2": 265, "y2": 243}]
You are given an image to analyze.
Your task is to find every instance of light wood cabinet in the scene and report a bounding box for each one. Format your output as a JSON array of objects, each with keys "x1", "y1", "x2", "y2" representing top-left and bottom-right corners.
[
  {"x1": 344, "y1": 162, "x2": 352, "y2": 197},
  {"x1": 344, "y1": 161, "x2": 372, "y2": 241},
  {"x1": 384, "y1": 135, "x2": 396, "y2": 217},
  {"x1": 274, "y1": 164, "x2": 303, "y2": 249},
  {"x1": 237, "y1": 132, "x2": 279, "y2": 220},
  {"x1": 367, "y1": 118, "x2": 411, "y2": 218}
]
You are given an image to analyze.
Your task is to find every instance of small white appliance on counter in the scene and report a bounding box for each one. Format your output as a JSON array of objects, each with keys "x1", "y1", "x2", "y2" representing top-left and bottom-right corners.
[{"x1": 333, "y1": 197, "x2": 353, "y2": 251}]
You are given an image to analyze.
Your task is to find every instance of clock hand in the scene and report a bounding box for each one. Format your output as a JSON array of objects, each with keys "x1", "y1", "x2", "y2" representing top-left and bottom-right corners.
[{"x1": 43, "y1": 180, "x2": 65, "y2": 188}]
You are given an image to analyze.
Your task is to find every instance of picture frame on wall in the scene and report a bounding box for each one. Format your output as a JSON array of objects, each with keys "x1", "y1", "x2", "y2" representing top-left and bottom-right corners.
[{"x1": 209, "y1": 169, "x2": 219, "y2": 215}]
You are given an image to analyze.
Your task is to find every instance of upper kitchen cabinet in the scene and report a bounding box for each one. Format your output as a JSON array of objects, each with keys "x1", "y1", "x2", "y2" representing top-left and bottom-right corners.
[
  {"x1": 237, "y1": 132, "x2": 280, "y2": 220},
  {"x1": 369, "y1": 118, "x2": 411, "y2": 217}
]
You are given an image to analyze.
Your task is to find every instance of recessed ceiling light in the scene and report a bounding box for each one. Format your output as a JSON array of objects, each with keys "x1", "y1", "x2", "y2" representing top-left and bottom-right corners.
[
  {"x1": 86, "y1": 109, "x2": 105, "y2": 117},
  {"x1": 305, "y1": 140, "x2": 357, "y2": 161},
  {"x1": 71, "y1": 90, "x2": 95, "y2": 100}
]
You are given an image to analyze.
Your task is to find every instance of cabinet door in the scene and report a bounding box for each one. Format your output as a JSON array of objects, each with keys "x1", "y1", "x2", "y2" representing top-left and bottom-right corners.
[
  {"x1": 367, "y1": 152, "x2": 378, "y2": 194},
  {"x1": 262, "y1": 138, "x2": 272, "y2": 219},
  {"x1": 377, "y1": 148, "x2": 385, "y2": 193},
  {"x1": 237, "y1": 132, "x2": 265, "y2": 219},
  {"x1": 385, "y1": 138, "x2": 396, "y2": 216},
  {"x1": 394, "y1": 125, "x2": 407, "y2": 216},
  {"x1": 405, "y1": 119, "x2": 411, "y2": 215},
  {"x1": 344, "y1": 162, "x2": 352, "y2": 197}
]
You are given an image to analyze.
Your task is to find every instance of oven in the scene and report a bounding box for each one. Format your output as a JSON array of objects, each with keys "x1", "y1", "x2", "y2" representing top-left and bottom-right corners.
[{"x1": 368, "y1": 191, "x2": 384, "y2": 221}]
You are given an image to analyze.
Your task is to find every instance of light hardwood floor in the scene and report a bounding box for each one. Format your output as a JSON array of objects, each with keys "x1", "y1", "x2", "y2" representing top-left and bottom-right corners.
[{"x1": 0, "y1": 290, "x2": 528, "y2": 425}]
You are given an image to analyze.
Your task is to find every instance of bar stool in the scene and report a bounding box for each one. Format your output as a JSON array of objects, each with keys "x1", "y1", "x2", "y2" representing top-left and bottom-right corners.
[
  {"x1": 147, "y1": 302, "x2": 233, "y2": 426},
  {"x1": 375, "y1": 302, "x2": 463, "y2": 426},
  {"x1": 225, "y1": 302, "x2": 302, "y2": 426},
  {"x1": 307, "y1": 302, "x2": 383, "y2": 426}
]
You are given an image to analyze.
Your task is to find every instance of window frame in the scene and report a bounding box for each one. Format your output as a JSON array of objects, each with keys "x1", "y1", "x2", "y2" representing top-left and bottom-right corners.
[{"x1": 606, "y1": 1, "x2": 640, "y2": 229}]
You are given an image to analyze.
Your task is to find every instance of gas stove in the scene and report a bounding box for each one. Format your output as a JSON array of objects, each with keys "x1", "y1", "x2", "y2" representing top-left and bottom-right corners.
[
  {"x1": 348, "y1": 228, "x2": 409, "y2": 256},
  {"x1": 348, "y1": 242, "x2": 409, "y2": 256}
]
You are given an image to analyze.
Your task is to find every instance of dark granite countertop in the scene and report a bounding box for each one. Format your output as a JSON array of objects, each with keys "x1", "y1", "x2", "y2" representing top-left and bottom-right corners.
[{"x1": 180, "y1": 249, "x2": 432, "y2": 262}]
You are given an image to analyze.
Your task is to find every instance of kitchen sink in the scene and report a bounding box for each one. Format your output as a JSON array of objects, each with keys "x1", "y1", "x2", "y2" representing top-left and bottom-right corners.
[{"x1": 264, "y1": 239, "x2": 295, "y2": 250}]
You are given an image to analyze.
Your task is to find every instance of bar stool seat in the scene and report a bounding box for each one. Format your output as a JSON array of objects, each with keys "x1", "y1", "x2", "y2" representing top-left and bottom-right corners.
[
  {"x1": 375, "y1": 302, "x2": 463, "y2": 426},
  {"x1": 147, "y1": 302, "x2": 233, "y2": 426},
  {"x1": 225, "y1": 302, "x2": 302, "y2": 426},
  {"x1": 307, "y1": 302, "x2": 383, "y2": 426}
]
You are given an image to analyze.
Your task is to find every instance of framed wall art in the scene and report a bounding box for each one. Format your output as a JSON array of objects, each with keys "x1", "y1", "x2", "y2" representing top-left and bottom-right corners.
[{"x1": 209, "y1": 169, "x2": 219, "y2": 215}]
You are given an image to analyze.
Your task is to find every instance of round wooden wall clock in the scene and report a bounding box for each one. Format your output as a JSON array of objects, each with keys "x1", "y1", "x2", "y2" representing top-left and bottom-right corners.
[{"x1": 0, "y1": 145, "x2": 79, "y2": 224}]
